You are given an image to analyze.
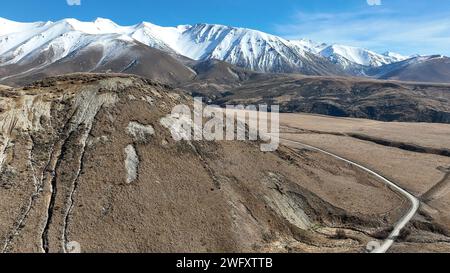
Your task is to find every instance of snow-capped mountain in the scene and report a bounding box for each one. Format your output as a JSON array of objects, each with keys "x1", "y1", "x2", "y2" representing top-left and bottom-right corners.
[
  {"x1": 123, "y1": 22, "x2": 344, "y2": 74},
  {"x1": 0, "y1": 18, "x2": 200, "y2": 85},
  {"x1": 313, "y1": 44, "x2": 410, "y2": 76},
  {"x1": 176, "y1": 23, "x2": 308, "y2": 71},
  {"x1": 170, "y1": 23, "x2": 347, "y2": 74},
  {"x1": 0, "y1": 17, "x2": 433, "y2": 83},
  {"x1": 0, "y1": 17, "x2": 350, "y2": 76},
  {"x1": 0, "y1": 18, "x2": 138, "y2": 66},
  {"x1": 319, "y1": 44, "x2": 407, "y2": 68},
  {"x1": 367, "y1": 55, "x2": 450, "y2": 83}
]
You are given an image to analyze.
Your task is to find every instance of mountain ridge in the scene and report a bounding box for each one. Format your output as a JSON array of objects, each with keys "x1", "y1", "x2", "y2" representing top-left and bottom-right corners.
[
  {"x1": 1, "y1": 17, "x2": 449, "y2": 84},
  {"x1": 0, "y1": 17, "x2": 410, "y2": 72}
]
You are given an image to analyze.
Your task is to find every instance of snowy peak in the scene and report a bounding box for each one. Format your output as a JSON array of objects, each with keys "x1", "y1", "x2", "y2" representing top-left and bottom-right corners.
[
  {"x1": 0, "y1": 17, "x2": 48, "y2": 36},
  {"x1": 382, "y1": 51, "x2": 409, "y2": 62},
  {"x1": 172, "y1": 23, "x2": 321, "y2": 73},
  {"x1": 289, "y1": 39, "x2": 327, "y2": 54},
  {"x1": 177, "y1": 23, "x2": 288, "y2": 58},
  {"x1": 131, "y1": 21, "x2": 187, "y2": 52},
  {"x1": 93, "y1": 17, "x2": 119, "y2": 30},
  {"x1": 319, "y1": 44, "x2": 399, "y2": 67},
  {"x1": 59, "y1": 18, "x2": 133, "y2": 34},
  {"x1": 0, "y1": 18, "x2": 163, "y2": 65}
]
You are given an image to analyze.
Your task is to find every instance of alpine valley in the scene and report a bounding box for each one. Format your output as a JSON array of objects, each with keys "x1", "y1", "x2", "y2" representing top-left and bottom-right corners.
[{"x1": 2, "y1": 16, "x2": 450, "y2": 254}]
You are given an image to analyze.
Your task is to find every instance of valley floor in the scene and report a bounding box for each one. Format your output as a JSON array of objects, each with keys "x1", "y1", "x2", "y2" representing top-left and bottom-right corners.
[{"x1": 278, "y1": 113, "x2": 450, "y2": 252}]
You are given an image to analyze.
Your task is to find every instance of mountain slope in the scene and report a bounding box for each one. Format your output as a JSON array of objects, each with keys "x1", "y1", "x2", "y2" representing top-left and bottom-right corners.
[
  {"x1": 0, "y1": 73, "x2": 407, "y2": 253},
  {"x1": 369, "y1": 55, "x2": 450, "y2": 83},
  {"x1": 317, "y1": 45, "x2": 409, "y2": 76},
  {"x1": 0, "y1": 18, "x2": 197, "y2": 86},
  {"x1": 0, "y1": 38, "x2": 196, "y2": 86},
  {"x1": 320, "y1": 45, "x2": 406, "y2": 68},
  {"x1": 213, "y1": 75, "x2": 450, "y2": 123},
  {"x1": 165, "y1": 23, "x2": 345, "y2": 75}
]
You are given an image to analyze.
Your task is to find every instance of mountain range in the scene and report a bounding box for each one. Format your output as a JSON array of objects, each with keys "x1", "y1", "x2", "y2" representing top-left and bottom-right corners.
[{"x1": 1, "y1": 17, "x2": 450, "y2": 85}]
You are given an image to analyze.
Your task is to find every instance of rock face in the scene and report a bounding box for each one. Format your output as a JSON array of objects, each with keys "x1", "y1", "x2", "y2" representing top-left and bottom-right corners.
[{"x1": 0, "y1": 73, "x2": 406, "y2": 253}]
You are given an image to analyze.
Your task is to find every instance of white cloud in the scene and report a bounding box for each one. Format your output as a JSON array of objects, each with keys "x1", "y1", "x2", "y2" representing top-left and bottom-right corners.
[
  {"x1": 274, "y1": 10, "x2": 450, "y2": 56},
  {"x1": 367, "y1": 0, "x2": 382, "y2": 6},
  {"x1": 67, "y1": 0, "x2": 81, "y2": 6}
]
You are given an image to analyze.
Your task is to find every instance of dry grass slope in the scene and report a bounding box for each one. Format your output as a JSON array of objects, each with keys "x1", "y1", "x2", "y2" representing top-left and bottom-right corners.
[{"x1": 0, "y1": 73, "x2": 413, "y2": 253}]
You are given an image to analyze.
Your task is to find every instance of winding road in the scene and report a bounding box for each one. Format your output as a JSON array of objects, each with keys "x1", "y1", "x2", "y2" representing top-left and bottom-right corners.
[{"x1": 279, "y1": 137, "x2": 421, "y2": 253}]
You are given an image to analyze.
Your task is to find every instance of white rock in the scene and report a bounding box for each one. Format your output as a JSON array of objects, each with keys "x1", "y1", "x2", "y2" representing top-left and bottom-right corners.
[
  {"x1": 124, "y1": 144, "x2": 139, "y2": 184},
  {"x1": 126, "y1": 121, "x2": 154, "y2": 142}
]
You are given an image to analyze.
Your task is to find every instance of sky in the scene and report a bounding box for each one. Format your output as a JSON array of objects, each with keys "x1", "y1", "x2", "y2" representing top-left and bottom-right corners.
[{"x1": 1, "y1": 0, "x2": 449, "y2": 56}]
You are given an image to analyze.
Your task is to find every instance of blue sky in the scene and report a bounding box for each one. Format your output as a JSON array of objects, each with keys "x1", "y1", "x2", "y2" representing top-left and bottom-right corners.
[{"x1": 1, "y1": 0, "x2": 450, "y2": 56}]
